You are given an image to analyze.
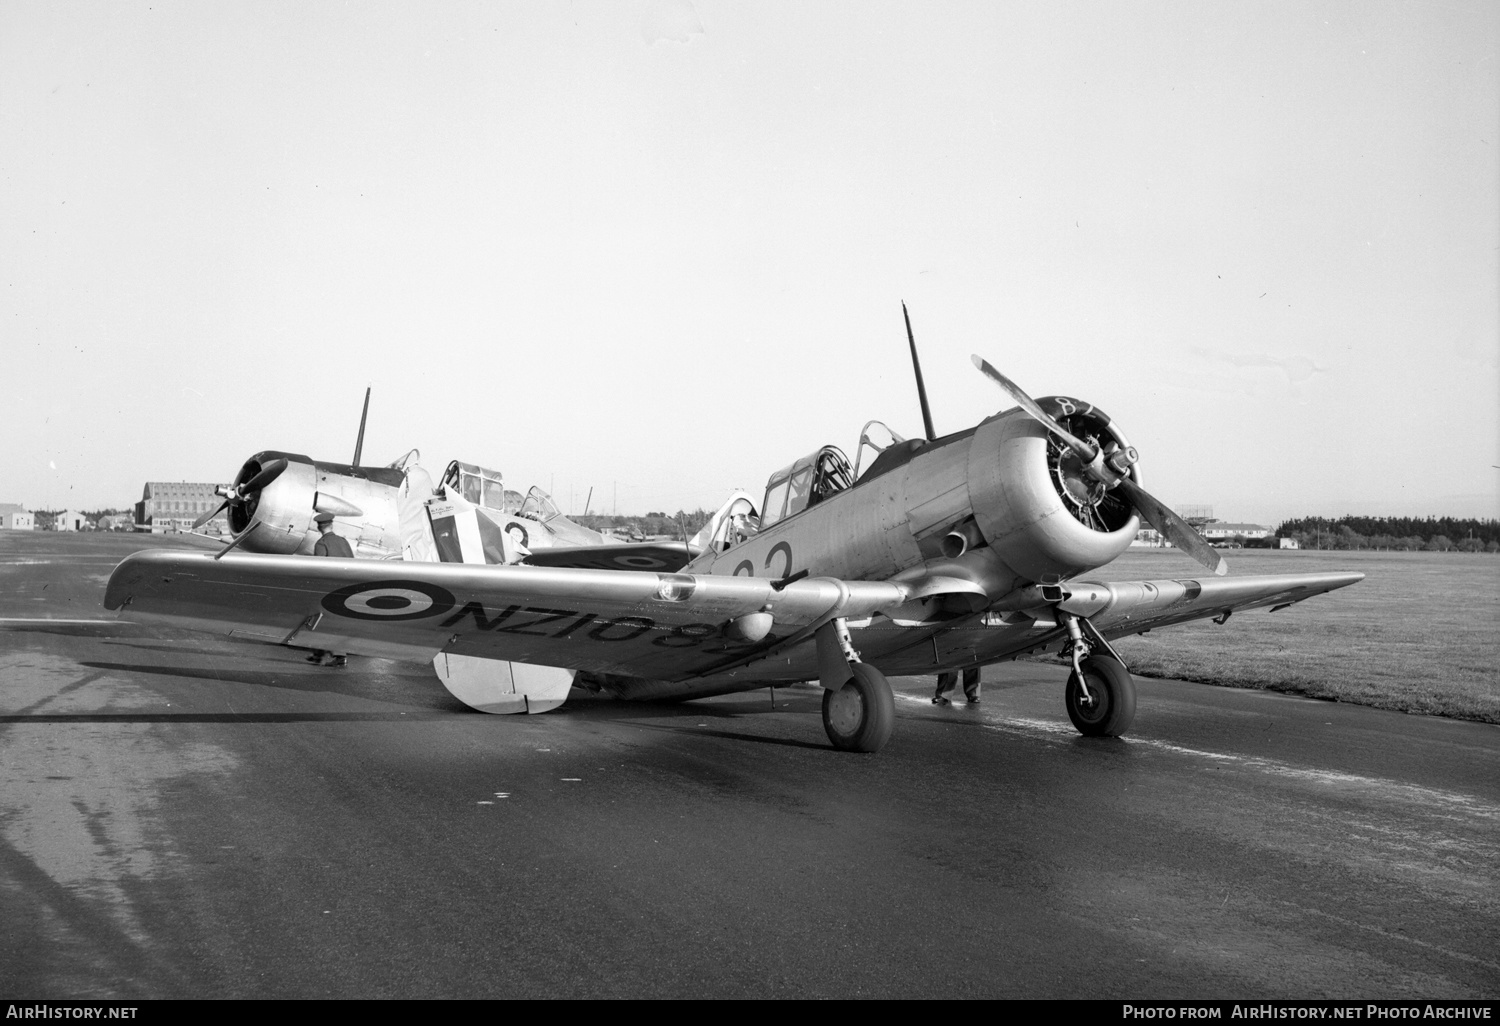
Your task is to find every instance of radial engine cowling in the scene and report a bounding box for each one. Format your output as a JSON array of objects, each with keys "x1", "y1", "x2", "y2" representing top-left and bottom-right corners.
[
  {"x1": 966, "y1": 398, "x2": 1141, "y2": 582},
  {"x1": 228, "y1": 452, "x2": 321, "y2": 554}
]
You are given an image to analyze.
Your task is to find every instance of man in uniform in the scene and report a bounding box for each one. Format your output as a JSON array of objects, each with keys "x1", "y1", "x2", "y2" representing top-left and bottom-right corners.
[
  {"x1": 932, "y1": 666, "x2": 981, "y2": 706},
  {"x1": 313, "y1": 512, "x2": 354, "y2": 558},
  {"x1": 308, "y1": 513, "x2": 352, "y2": 666}
]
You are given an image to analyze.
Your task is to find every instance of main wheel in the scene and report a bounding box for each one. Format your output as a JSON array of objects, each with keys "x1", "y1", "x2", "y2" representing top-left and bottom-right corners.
[
  {"x1": 821, "y1": 663, "x2": 895, "y2": 753},
  {"x1": 1065, "y1": 655, "x2": 1137, "y2": 737}
]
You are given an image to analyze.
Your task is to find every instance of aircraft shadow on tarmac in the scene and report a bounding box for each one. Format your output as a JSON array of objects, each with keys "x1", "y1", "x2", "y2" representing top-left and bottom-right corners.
[
  {"x1": 0, "y1": 708, "x2": 831, "y2": 744},
  {"x1": 53, "y1": 648, "x2": 1143, "y2": 753},
  {"x1": 620, "y1": 720, "x2": 833, "y2": 751},
  {"x1": 560, "y1": 689, "x2": 908, "y2": 751},
  {"x1": 0, "y1": 710, "x2": 453, "y2": 725},
  {"x1": 77, "y1": 658, "x2": 473, "y2": 714},
  {"x1": 0, "y1": 622, "x2": 147, "y2": 639},
  {"x1": 558, "y1": 696, "x2": 839, "y2": 751},
  {"x1": 26, "y1": 654, "x2": 858, "y2": 750},
  {"x1": 66, "y1": 656, "x2": 841, "y2": 744}
]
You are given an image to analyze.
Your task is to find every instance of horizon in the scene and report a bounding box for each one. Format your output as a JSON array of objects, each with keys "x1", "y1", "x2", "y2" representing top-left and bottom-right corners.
[{"x1": 10, "y1": 494, "x2": 1498, "y2": 531}]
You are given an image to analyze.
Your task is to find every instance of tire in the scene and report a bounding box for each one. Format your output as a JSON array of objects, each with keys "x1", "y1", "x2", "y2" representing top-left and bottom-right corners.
[
  {"x1": 821, "y1": 663, "x2": 895, "y2": 753},
  {"x1": 1065, "y1": 655, "x2": 1137, "y2": 737}
]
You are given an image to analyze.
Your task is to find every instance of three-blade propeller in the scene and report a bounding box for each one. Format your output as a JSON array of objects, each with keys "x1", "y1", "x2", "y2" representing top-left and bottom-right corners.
[
  {"x1": 970, "y1": 354, "x2": 1226, "y2": 576},
  {"x1": 193, "y1": 459, "x2": 289, "y2": 530}
]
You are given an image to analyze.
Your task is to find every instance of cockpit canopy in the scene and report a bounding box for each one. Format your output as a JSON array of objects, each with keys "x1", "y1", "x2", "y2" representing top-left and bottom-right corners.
[
  {"x1": 759, "y1": 445, "x2": 855, "y2": 529},
  {"x1": 517, "y1": 485, "x2": 563, "y2": 523},
  {"x1": 442, "y1": 461, "x2": 513, "y2": 513}
]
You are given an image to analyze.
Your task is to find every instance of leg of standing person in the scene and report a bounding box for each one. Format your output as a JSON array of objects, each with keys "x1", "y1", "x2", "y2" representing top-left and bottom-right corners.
[
  {"x1": 962, "y1": 666, "x2": 981, "y2": 704},
  {"x1": 933, "y1": 671, "x2": 956, "y2": 706}
]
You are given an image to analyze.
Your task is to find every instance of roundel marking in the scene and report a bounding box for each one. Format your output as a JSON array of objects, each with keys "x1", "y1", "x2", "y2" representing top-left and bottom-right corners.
[
  {"x1": 322, "y1": 580, "x2": 457, "y2": 621},
  {"x1": 615, "y1": 554, "x2": 669, "y2": 569},
  {"x1": 764, "y1": 541, "x2": 793, "y2": 580}
]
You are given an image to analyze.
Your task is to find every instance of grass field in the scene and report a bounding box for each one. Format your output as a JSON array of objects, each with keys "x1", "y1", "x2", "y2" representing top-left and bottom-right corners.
[{"x1": 1065, "y1": 548, "x2": 1500, "y2": 723}]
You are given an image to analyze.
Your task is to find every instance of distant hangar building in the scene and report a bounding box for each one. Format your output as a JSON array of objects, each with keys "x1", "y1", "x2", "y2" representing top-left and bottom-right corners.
[
  {"x1": 1200, "y1": 522, "x2": 1272, "y2": 543},
  {"x1": 1134, "y1": 519, "x2": 1273, "y2": 548},
  {"x1": 136, "y1": 482, "x2": 228, "y2": 534},
  {"x1": 0, "y1": 504, "x2": 35, "y2": 530}
]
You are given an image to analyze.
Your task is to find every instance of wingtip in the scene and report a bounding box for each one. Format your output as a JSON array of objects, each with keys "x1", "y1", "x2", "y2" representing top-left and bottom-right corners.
[
  {"x1": 970, "y1": 353, "x2": 985, "y2": 370},
  {"x1": 1214, "y1": 559, "x2": 1229, "y2": 576}
]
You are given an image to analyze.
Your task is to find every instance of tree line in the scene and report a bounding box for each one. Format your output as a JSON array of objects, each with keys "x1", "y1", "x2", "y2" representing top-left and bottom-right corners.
[
  {"x1": 1275, "y1": 516, "x2": 1499, "y2": 552},
  {"x1": 574, "y1": 509, "x2": 716, "y2": 539}
]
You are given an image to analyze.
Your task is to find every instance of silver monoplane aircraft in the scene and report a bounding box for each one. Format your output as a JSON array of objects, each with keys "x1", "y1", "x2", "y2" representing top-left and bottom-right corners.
[
  {"x1": 108, "y1": 339, "x2": 1361, "y2": 751},
  {"x1": 196, "y1": 390, "x2": 702, "y2": 572}
]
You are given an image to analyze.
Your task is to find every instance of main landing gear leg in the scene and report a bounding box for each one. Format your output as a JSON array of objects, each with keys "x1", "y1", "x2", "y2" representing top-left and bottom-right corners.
[
  {"x1": 1059, "y1": 613, "x2": 1137, "y2": 737},
  {"x1": 815, "y1": 618, "x2": 895, "y2": 753}
]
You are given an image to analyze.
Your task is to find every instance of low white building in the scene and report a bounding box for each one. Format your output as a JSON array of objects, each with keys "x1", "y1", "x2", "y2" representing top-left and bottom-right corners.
[
  {"x1": 53, "y1": 510, "x2": 88, "y2": 532},
  {"x1": 0, "y1": 503, "x2": 35, "y2": 530},
  {"x1": 1135, "y1": 521, "x2": 1276, "y2": 549}
]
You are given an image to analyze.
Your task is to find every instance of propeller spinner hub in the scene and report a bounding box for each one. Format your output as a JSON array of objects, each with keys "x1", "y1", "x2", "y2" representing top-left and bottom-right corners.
[
  {"x1": 1037, "y1": 399, "x2": 1137, "y2": 534},
  {"x1": 1053, "y1": 441, "x2": 1110, "y2": 510}
]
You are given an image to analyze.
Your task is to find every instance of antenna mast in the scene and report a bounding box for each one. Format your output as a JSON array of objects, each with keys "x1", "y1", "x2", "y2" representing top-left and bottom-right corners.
[
  {"x1": 903, "y1": 303, "x2": 936, "y2": 442},
  {"x1": 352, "y1": 387, "x2": 371, "y2": 465}
]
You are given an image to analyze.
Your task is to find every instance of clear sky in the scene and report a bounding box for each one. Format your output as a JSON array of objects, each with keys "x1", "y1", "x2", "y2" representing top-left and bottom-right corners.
[{"x1": 3, "y1": 1, "x2": 1496, "y2": 525}]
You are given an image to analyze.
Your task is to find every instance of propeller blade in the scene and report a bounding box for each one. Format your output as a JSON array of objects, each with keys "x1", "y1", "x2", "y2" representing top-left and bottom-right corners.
[
  {"x1": 192, "y1": 500, "x2": 229, "y2": 530},
  {"x1": 971, "y1": 355, "x2": 1098, "y2": 459},
  {"x1": 213, "y1": 522, "x2": 258, "y2": 561},
  {"x1": 241, "y1": 458, "x2": 288, "y2": 494},
  {"x1": 1115, "y1": 477, "x2": 1227, "y2": 576},
  {"x1": 313, "y1": 492, "x2": 364, "y2": 518}
]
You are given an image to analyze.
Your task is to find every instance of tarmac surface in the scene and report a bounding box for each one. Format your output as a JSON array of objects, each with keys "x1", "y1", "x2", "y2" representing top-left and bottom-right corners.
[{"x1": 2, "y1": 532, "x2": 1497, "y2": 998}]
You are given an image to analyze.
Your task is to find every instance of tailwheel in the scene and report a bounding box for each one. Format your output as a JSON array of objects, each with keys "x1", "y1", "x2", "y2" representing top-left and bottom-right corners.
[
  {"x1": 1065, "y1": 655, "x2": 1137, "y2": 737},
  {"x1": 821, "y1": 663, "x2": 895, "y2": 753}
]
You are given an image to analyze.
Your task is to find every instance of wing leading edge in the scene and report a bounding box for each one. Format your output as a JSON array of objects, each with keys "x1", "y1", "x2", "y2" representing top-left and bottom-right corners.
[
  {"x1": 1050, "y1": 571, "x2": 1365, "y2": 639},
  {"x1": 103, "y1": 549, "x2": 926, "y2": 681}
]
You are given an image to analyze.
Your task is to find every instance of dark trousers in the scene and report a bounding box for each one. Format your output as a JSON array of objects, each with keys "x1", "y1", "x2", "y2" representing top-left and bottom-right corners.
[{"x1": 936, "y1": 667, "x2": 981, "y2": 701}]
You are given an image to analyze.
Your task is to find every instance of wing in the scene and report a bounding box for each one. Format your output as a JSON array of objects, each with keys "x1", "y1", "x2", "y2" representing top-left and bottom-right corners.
[
  {"x1": 102, "y1": 550, "x2": 919, "y2": 682},
  {"x1": 1045, "y1": 571, "x2": 1364, "y2": 638},
  {"x1": 840, "y1": 571, "x2": 1364, "y2": 674},
  {"x1": 521, "y1": 540, "x2": 696, "y2": 573}
]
